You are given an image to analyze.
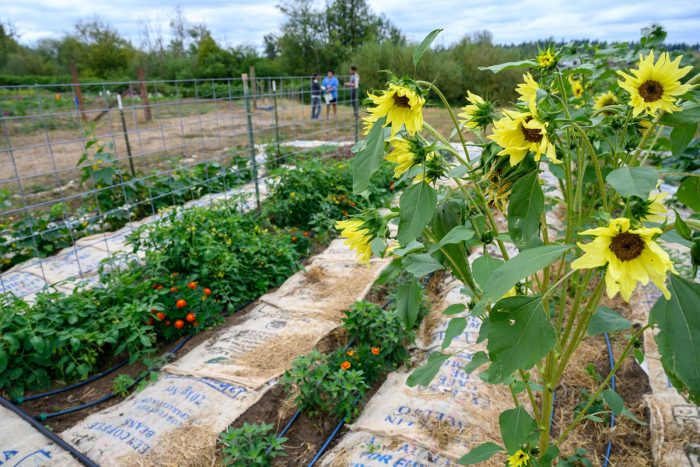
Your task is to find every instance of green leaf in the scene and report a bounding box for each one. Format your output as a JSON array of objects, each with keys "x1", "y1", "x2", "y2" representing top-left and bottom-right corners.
[
  {"x1": 677, "y1": 176, "x2": 700, "y2": 211},
  {"x1": 659, "y1": 103, "x2": 700, "y2": 127},
  {"x1": 674, "y1": 210, "x2": 692, "y2": 241},
  {"x1": 602, "y1": 388, "x2": 624, "y2": 415},
  {"x1": 464, "y1": 350, "x2": 489, "y2": 373},
  {"x1": 499, "y1": 407, "x2": 538, "y2": 453},
  {"x1": 472, "y1": 245, "x2": 572, "y2": 315},
  {"x1": 394, "y1": 240, "x2": 424, "y2": 256},
  {"x1": 605, "y1": 167, "x2": 659, "y2": 199},
  {"x1": 670, "y1": 124, "x2": 697, "y2": 157},
  {"x1": 587, "y1": 306, "x2": 632, "y2": 335},
  {"x1": 479, "y1": 60, "x2": 537, "y2": 73},
  {"x1": 396, "y1": 278, "x2": 422, "y2": 329},
  {"x1": 407, "y1": 351, "x2": 449, "y2": 387},
  {"x1": 508, "y1": 170, "x2": 544, "y2": 251},
  {"x1": 487, "y1": 296, "x2": 556, "y2": 382},
  {"x1": 374, "y1": 257, "x2": 402, "y2": 286},
  {"x1": 443, "y1": 303, "x2": 467, "y2": 315},
  {"x1": 472, "y1": 255, "x2": 503, "y2": 290},
  {"x1": 458, "y1": 442, "x2": 503, "y2": 464},
  {"x1": 649, "y1": 274, "x2": 700, "y2": 404},
  {"x1": 398, "y1": 182, "x2": 437, "y2": 244},
  {"x1": 403, "y1": 253, "x2": 444, "y2": 277},
  {"x1": 413, "y1": 29, "x2": 443, "y2": 67},
  {"x1": 621, "y1": 406, "x2": 646, "y2": 425},
  {"x1": 442, "y1": 317, "x2": 467, "y2": 349},
  {"x1": 352, "y1": 117, "x2": 386, "y2": 194},
  {"x1": 659, "y1": 229, "x2": 693, "y2": 248},
  {"x1": 428, "y1": 225, "x2": 474, "y2": 253}
]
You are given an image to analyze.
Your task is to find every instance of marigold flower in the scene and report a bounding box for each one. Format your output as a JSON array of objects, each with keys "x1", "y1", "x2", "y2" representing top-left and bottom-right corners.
[
  {"x1": 617, "y1": 51, "x2": 693, "y2": 116},
  {"x1": 571, "y1": 218, "x2": 677, "y2": 302},
  {"x1": 335, "y1": 218, "x2": 374, "y2": 264},
  {"x1": 507, "y1": 450, "x2": 530, "y2": 467},
  {"x1": 367, "y1": 83, "x2": 425, "y2": 136},
  {"x1": 371, "y1": 347, "x2": 380, "y2": 355},
  {"x1": 488, "y1": 109, "x2": 559, "y2": 166},
  {"x1": 347, "y1": 350, "x2": 355, "y2": 357},
  {"x1": 340, "y1": 361, "x2": 351, "y2": 370}
]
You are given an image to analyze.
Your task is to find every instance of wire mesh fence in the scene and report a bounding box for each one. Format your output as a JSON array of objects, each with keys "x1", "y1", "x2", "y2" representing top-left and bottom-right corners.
[{"x1": 0, "y1": 74, "x2": 360, "y2": 299}]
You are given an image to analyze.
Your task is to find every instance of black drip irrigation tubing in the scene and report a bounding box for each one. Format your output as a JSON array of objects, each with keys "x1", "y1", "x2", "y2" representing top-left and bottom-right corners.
[{"x1": 0, "y1": 396, "x2": 99, "y2": 467}]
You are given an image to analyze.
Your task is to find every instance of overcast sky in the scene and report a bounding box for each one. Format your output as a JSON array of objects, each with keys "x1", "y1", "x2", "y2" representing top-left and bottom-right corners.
[{"x1": 5, "y1": 0, "x2": 700, "y2": 47}]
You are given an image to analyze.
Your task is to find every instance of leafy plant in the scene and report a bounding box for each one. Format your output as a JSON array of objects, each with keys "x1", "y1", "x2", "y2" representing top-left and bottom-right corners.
[
  {"x1": 112, "y1": 374, "x2": 136, "y2": 397},
  {"x1": 219, "y1": 423, "x2": 286, "y2": 467}
]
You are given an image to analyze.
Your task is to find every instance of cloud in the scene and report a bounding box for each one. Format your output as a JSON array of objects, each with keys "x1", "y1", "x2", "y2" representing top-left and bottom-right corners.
[{"x1": 6, "y1": 0, "x2": 700, "y2": 48}]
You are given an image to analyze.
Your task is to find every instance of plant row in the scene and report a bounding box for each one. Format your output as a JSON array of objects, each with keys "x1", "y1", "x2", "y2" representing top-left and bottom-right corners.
[{"x1": 0, "y1": 155, "x2": 394, "y2": 398}]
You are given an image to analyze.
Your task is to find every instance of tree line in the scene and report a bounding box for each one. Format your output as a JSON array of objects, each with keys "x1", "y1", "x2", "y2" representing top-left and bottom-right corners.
[{"x1": 1, "y1": 1, "x2": 698, "y2": 103}]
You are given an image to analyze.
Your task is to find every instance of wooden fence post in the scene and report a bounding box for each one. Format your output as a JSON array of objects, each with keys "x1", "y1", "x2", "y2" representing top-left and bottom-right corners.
[
  {"x1": 137, "y1": 68, "x2": 152, "y2": 122},
  {"x1": 70, "y1": 63, "x2": 86, "y2": 122}
]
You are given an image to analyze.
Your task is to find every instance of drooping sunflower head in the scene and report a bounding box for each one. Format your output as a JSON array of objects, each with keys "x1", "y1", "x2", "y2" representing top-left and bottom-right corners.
[
  {"x1": 385, "y1": 137, "x2": 426, "y2": 179},
  {"x1": 367, "y1": 82, "x2": 425, "y2": 136},
  {"x1": 571, "y1": 217, "x2": 677, "y2": 301},
  {"x1": 516, "y1": 73, "x2": 541, "y2": 111},
  {"x1": 536, "y1": 47, "x2": 558, "y2": 71},
  {"x1": 630, "y1": 190, "x2": 669, "y2": 223},
  {"x1": 488, "y1": 109, "x2": 559, "y2": 167},
  {"x1": 458, "y1": 91, "x2": 495, "y2": 130},
  {"x1": 594, "y1": 91, "x2": 619, "y2": 110},
  {"x1": 617, "y1": 51, "x2": 693, "y2": 116},
  {"x1": 415, "y1": 151, "x2": 447, "y2": 184},
  {"x1": 335, "y1": 217, "x2": 376, "y2": 264},
  {"x1": 362, "y1": 115, "x2": 378, "y2": 135}
]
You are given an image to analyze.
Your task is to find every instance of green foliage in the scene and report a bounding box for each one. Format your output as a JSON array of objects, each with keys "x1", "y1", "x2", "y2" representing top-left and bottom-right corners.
[
  {"x1": 282, "y1": 349, "x2": 368, "y2": 420},
  {"x1": 131, "y1": 203, "x2": 302, "y2": 308},
  {"x1": 219, "y1": 423, "x2": 286, "y2": 467},
  {"x1": 264, "y1": 157, "x2": 392, "y2": 231},
  {"x1": 605, "y1": 167, "x2": 659, "y2": 199},
  {"x1": 397, "y1": 182, "x2": 437, "y2": 245},
  {"x1": 586, "y1": 306, "x2": 631, "y2": 336},
  {"x1": 112, "y1": 374, "x2": 136, "y2": 397},
  {"x1": 342, "y1": 301, "x2": 412, "y2": 367},
  {"x1": 507, "y1": 170, "x2": 544, "y2": 250},
  {"x1": 649, "y1": 274, "x2": 700, "y2": 404},
  {"x1": 458, "y1": 442, "x2": 503, "y2": 465}
]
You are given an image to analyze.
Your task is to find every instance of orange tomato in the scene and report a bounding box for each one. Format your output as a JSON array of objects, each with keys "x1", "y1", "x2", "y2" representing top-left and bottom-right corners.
[
  {"x1": 186, "y1": 312, "x2": 196, "y2": 322},
  {"x1": 176, "y1": 299, "x2": 187, "y2": 309},
  {"x1": 187, "y1": 281, "x2": 197, "y2": 290},
  {"x1": 174, "y1": 320, "x2": 185, "y2": 329}
]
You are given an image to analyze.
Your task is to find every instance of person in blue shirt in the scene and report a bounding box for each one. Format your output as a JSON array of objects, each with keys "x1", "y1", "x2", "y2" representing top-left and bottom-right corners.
[{"x1": 321, "y1": 69, "x2": 339, "y2": 118}]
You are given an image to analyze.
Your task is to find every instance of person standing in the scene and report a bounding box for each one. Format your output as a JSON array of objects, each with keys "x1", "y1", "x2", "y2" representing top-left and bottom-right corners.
[
  {"x1": 310, "y1": 74, "x2": 321, "y2": 119},
  {"x1": 322, "y1": 69, "x2": 339, "y2": 118},
  {"x1": 346, "y1": 66, "x2": 360, "y2": 117}
]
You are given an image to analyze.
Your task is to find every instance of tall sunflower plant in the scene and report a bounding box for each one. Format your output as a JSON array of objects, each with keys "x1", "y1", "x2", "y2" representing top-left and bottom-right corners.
[{"x1": 337, "y1": 27, "x2": 700, "y2": 465}]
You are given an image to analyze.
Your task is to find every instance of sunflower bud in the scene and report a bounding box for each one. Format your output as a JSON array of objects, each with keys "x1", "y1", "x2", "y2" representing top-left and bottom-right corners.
[{"x1": 536, "y1": 47, "x2": 558, "y2": 71}]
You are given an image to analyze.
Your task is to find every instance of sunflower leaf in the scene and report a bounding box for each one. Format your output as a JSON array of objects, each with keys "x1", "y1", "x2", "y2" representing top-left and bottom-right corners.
[
  {"x1": 677, "y1": 176, "x2": 700, "y2": 211},
  {"x1": 458, "y1": 442, "x2": 504, "y2": 465},
  {"x1": 413, "y1": 29, "x2": 443, "y2": 68},
  {"x1": 508, "y1": 170, "x2": 544, "y2": 251},
  {"x1": 407, "y1": 351, "x2": 450, "y2": 387},
  {"x1": 499, "y1": 407, "x2": 539, "y2": 453},
  {"x1": 587, "y1": 306, "x2": 631, "y2": 335},
  {"x1": 479, "y1": 60, "x2": 537, "y2": 73},
  {"x1": 352, "y1": 116, "x2": 386, "y2": 194},
  {"x1": 403, "y1": 253, "x2": 444, "y2": 277},
  {"x1": 398, "y1": 182, "x2": 437, "y2": 244},
  {"x1": 395, "y1": 277, "x2": 422, "y2": 329},
  {"x1": 605, "y1": 167, "x2": 659, "y2": 199},
  {"x1": 649, "y1": 274, "x2": 700, "y2": 405},
  {"x1": 670, "y1": 124, "x2": 697, "y2": 156}
]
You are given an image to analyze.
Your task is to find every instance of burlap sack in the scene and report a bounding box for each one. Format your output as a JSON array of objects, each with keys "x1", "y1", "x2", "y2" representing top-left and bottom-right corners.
[
  {"x1": 349, "y1": 352, "x2": 510, "y2": 461},
  {"x1": 319, "y1": 430, "x2": 457, "y2": 466},
  {"x1": 164, "y1": 303, "x2": 338, "y2": 389},
  {"x1": 61, "y1": 373, "x2": 265, "y2": 466},
  {"x1": 260, "y1": 256, "x2": 389, "y2": 322},
  {"x1": 0, "y1": 405, "x2": 80, "y2": 467}
]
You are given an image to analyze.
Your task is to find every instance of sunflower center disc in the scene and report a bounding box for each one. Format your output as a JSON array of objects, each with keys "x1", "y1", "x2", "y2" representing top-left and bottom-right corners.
[
  {"x1": 521, "y1": 123, "x2": 543, "y2": 143},
  {"x1": 393, "y1": 94, "x2": 411, "y2": 108},
  {"x1": 638, "y1": 80, "x2": 664, "y2": 102},
  {"x1": 609, "y1": 232, "x2": 644, "y2": 261}
]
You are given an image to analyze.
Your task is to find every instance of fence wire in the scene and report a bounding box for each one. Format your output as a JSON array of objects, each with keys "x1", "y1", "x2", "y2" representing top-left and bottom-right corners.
[{"x1": 0, "y1": 75, "x2": 360, "y2": 299}]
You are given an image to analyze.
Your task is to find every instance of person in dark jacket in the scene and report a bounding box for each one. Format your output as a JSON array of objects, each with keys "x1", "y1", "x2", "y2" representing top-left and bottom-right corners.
[{"x1": 311, "y1": 74, "x2": 321, "y2": 119}]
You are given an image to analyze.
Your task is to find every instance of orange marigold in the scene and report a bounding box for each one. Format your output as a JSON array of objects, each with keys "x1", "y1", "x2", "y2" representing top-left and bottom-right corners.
[
  {"x1": 340, "y1": 361, "x2": 351, "y2": 370},
  {"x1": 371, "y1": 347, "x2": 380, "y2": 355}
]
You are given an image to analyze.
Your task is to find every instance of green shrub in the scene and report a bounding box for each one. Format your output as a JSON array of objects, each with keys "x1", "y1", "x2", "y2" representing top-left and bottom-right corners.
[
  {"x1": 131, "y1": 201, "x2": 302, "y2": 308},
  {"x1": 219, "y1": 423, "x2": 286, "y2": 467}
]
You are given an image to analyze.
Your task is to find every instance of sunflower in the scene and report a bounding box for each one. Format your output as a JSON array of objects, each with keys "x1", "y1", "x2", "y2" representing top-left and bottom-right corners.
[
  {"x1": 569, "y1": 76, "x2": 584, "y2": 99},
  {"x1": 537, "y1": 48, "x2": 557, "y2": 70},
  {"x1": 571, "y1": 218, "x2": 676, "y2": 301},
  {"x1": 617, "y1": 51, "x2": 693, "y2": 116},
  {"x1": 367, "y1": 83, "x2": 425, "y2": 136},
  {"x1": 594, "y1": 91, "x2": 619, "y2": 110},
  {"x1": 488, "y1": 109, "x2": 559, "y2": 166},
  {"x1": 516, "y1": 73, "x2": 540, "y2": 110},
  {"x1": 458, "y1": 91, "x2": 494, "y2": 130},
  {"x1": 335, "y1": 218, "x2": 374, "y2": 264},
  {"x1": 385, "y1": 138, "x2": 423, "y2": 179},
  {"x1": 362, "y1": 115, "x2": 378, "y2": 135},
  {"x1": 507, "y1": 450, "x2": 530, "y2": 467},
  {"x1": 640, "y1": 191, "x2": 669, "y2": 223}
]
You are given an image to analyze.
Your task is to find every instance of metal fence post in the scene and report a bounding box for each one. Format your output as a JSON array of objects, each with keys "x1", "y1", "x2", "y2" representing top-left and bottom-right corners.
[
  {"x1": 272, "y1": 80, "x2": 281, "y2": 164},
  {"x1": 116, "y1": 94, "x2": 136, "y2": 177},
  {"x1": 242, "y1": 73, "x2": 261, "y2": 212}
]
